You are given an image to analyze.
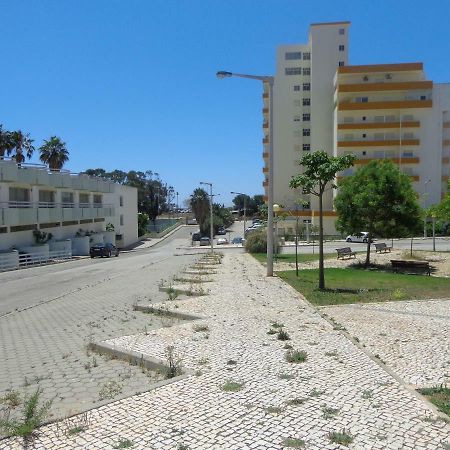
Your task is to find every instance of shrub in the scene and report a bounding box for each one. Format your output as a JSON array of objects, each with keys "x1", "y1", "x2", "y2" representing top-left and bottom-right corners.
[
  {"x1": 245, "y1": 230, "x2": 267, "y2": 253},
  {"x1": 285, "y1": 350, "x2": 308, "y2": 363}
]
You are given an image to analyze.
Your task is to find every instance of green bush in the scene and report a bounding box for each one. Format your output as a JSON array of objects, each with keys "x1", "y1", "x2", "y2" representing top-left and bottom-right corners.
[{"x1": 245, "y1": 230, "x2": 267, "y2": 253}]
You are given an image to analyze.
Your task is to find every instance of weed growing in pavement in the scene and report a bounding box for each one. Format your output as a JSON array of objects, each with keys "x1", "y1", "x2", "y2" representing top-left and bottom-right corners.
[
  {"x1": 281, "y1": 437, "x2": 305, "y2": 448},
  {"x1": 271, "y1": 321, "x2": 284, "y2": 329},
  {"x1": 285, "y1": 350, "x2": 308, "y2": 363},
  {"x1": 67, "y1": 425, "x2": 85, "y2": 435},
  {"x1": 267, "y1": 329, "x2": 277, "y2": 335},
  {"x1": 308, "y1": 388, "x2": 325, "y2": 398},
  {"x1": 193, "y1": 324, "x2": 209, "y2": 332},
  {"x1": 0, "y1": 391, "x2": 21, "y2": 409},
  {"x1": 285, "y1": 398, "x2": 308, "y2": 406},
  {"x1": 328, "y1": 430, "x2": 353, "y2": 446},
  {"x1": 221, "y1": 381, "x2": 244, "y2": 392},
  {"x1": 0, "y1": 388, "x2": 53, "y2": 439},
  {"x1": 165, "y1": 345, "x2": 183, "y2": 379},
  {"x1": 279, "y1": 373, "x2": 296, "y2": 380},
  {"x1": 113, "y1": 438, "x2": 134, "y2": 448},
  {"x1": 362, "y1": 389, "x2": 373, "y2": 399},
  {"x1": 166, "y1": 285, "x2": 179, "y2": 301},
  {"x1": 265, "y1": 406, "x2": 284, "y2": 414},
  {"x1": 98, "y1": 381, "x2": 123, "y2": 400},
  {"x1": 226, "y1": 359, "x2": 237, "y2": 366},
  {"x1": 321, "y1": 405, "x2": 340, "y2": 419},
  {"x1": 177, "y1": 444, "x2": 189, "y2": 450},
  {"x1": 57, "y1": 411, "x2": 92, "y2": 437},
  {"x1": 277, "y1": 328, "x2": 291, "y2": 341}
]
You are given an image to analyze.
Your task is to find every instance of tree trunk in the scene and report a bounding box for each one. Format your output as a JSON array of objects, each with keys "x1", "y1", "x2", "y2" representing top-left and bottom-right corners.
[{"x1": 318, "y1": 191, "x2": 325, "y2": 290}]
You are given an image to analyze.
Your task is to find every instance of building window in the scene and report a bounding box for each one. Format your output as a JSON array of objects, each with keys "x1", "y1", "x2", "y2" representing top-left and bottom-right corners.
[
  {"x1": 79, "y1": 193, "x2": 90, "y2": 207},
  {"x1": 285, "y1": 67, "x2": 302, "y2": 76},
  {"x1": 339, "y1": 28, "x2": 345, "y2": 35},
  {"x1": 303, "y1": 113, "x2": 311, "y2": 121},
  {"x1": 303, "y1": 98, "x2": 311, "y2": 106},
  {"x1": 303, "y1": 52, "x2": 311, "y2": 60},
  {"x1": 338, "y1": 61, "x2": 345, "y2": 67},
  {"x1": 61, "y1": 192, "x2": 74, "y2": 207},
  {"x1": 293, "y1": 85, "x2": 301, "y2": 91},
  {"x1": 303, "y1": 144, "x2": 310, "y2": 151},
  {"x1": 39, "y1": 190, "x2": 56, "y2": 207},
  {"x1": 420, "y1": 95, "x2": 427, "y2": 100},
  {"x1": 8, "y1": 187, "x2": 30, "y2": 206},
  {"x1": 293, "y1": 115, "x2": 301, "y2": 122},
  {"x1": 120, "y1": 214, "x2": 124, "y2": 226},
  {"x1": 362, "y1": 134, "x2": 367, "y2": 138},
  {"x1": 303, "y1": 129, "x2": 310, "y2": 136},
  {"x1": 339, "y1": 45, "x2": 345, "y2": 51},
  {"x1": 303, "y1": 67, "x2": 310, "y2": 76},
  {"x1": 120, "y1": 196, "x2": 123, "y2": 207},
  {"x1": 303, "y1": 83, "x2": 310, "y2": 91},
  {"x1": 356, "y1": 97, "x2": 369, "y2": 103},
  {"x1": 285, "y1": 51, "x2": 302, "y2": 60},
  {"x1": 362, "y1": 116, "x2": 367, "y2": 121},
  {"x1": 93, "y1": 194, "x2": 102, "y2": 207}
]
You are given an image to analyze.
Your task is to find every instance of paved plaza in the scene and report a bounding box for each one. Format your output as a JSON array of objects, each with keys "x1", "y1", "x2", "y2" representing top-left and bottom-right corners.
[{"x1": 2, "y1": 252, "x2": 448, "y2": 449}]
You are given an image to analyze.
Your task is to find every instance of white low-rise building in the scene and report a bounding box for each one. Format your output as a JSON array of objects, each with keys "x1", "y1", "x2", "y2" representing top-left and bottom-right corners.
[{"x1": 0, "y1": 159, "x2": 138, "y2": 253}]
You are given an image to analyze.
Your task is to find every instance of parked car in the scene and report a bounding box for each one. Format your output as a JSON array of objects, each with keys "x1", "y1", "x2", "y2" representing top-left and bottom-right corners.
[
  {"x1": 345, "y1": 232, "x2": 373, "y2": 243},
  {"x1": 192, "y1": 232, "x2": 201, "y2": 241},
  {"x1": 199, "y1": 237, "x2": 211, "y2": 246},
  {"x1": 90, "y1": 243, "x2": 119, "y2": 258},
  {"x1": 232, "y1": 237, "x2": 245, "y2": 245},
  {"x1": 217, "y1": 227, "x2": 227, "y2": 235},
  {"x1": 252, "y1": 218, "x2": 262, "y2": 225},
  {"x1": 217, "y1": 238, "x2": 228, "y2": 245}
]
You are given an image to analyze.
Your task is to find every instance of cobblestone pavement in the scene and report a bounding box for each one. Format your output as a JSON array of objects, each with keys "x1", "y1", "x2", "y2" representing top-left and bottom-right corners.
[
  {"x1": 322, "y1": 299, "x2": 450, "y2": 388},
  {"x1": 0, "y1": 234, "x2": 198, "y2": 423},
  {"x1": 3, "y1": 253, "x2": 448, "y2": 449}
]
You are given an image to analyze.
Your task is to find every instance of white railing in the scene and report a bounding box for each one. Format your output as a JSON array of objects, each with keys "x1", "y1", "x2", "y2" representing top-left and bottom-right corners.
[
  {"x1": 0, "y1": 201, "x2": 114, "y2": 209},
  {"x1": 0, "y1": 249, "x2": 72, "y2": 272}
]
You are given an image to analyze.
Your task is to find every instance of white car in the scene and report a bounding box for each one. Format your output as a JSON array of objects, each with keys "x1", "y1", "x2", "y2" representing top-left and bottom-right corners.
[
  {"x1": 345, "y1": 232, "x2": 373, "y2": 243},
  {"x1": 216, "y1": 238, "x2": 228, "y2": 245}
]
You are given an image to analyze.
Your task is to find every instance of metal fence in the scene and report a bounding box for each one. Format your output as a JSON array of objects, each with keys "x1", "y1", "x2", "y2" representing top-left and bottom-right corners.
[{"x1": 0, "y1": 249, "x2": 72, "y2": 272}]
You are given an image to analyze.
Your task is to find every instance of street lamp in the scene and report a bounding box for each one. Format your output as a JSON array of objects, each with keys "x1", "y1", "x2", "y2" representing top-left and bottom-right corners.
[
  {"x1": 200, "y1": 181, "x2": 214, "y2": 253},
  {"x1": 217, "y1": 70, "x2": 275, "y2": 276},
  {"x1": 423, "y1": 179, "x2": 431, "y2": 239},
  {"x1": 230, "y1": 191, "x2": 247, "y2": 234}
]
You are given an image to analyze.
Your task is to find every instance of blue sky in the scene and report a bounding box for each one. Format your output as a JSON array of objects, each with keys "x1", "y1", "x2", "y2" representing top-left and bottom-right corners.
[{"x1": 2, "y1": 0, "x2": 449, "y2": 206}]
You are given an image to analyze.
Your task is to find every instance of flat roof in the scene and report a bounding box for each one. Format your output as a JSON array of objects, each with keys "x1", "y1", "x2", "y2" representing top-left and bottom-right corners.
[{"x1": 310, "y1": 21, "x2": 351, "y2": 27}]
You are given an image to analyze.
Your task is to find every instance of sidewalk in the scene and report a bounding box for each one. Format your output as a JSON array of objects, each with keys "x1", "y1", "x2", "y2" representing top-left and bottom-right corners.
[{"x1": 3, "y1": 253, "x2": 448, "y2": 449}]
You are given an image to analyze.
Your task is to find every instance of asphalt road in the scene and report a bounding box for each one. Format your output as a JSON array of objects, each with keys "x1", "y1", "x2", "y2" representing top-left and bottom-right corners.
[{"x1": 0, "y1": 226, "x2": 200, "y2": 316}]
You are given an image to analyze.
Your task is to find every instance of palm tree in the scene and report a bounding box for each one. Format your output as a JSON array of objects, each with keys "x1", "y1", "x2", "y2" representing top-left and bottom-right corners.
[
  {"x1": 0, "y1": 125, "x2": 14, "y2": 160},
  {"x1": 39, "y1": 136, "x2": 69, "y2": 171},
  {"x1": 10, "y1": 130, "x2": 35, "y2": 165}
]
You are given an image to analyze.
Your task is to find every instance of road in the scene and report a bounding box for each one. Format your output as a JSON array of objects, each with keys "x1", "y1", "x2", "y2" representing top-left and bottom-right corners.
[{"x1": 0, "y1": 226, "x2": 201, "y2": 421}]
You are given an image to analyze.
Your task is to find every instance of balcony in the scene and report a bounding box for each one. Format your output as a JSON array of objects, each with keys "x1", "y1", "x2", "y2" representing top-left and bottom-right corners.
[
  {"x1": 0, "y1": 160, "x2": 115, "y2": 193},
  {"x1": 338, "y1": 139, "x2": 420, "y2": 147},
  {"x1": 262, "y1": 180, "x2": 268, "y2": 187},
  {"x1": 337, "y1": 81, "x2": 433, "y2": 93},
  {"x1": 338, "y1": 100, "x2": 432, "y2": 111},
  {"x1": 262, "y1": 93, "x2": 269, "y2": 99},
  {"x1": 263, "y1": 137, "x2": 269, "y2": 144},
  {"x1": 262, "y1": 152, "x2": 269, "y2": 159},
  {"x1": 354, "y1": 157, "x2": 420, "y2": 165},
  {"x1": 263, "y1": 122, "x2": 269, "y2": 129},
  {"x1": 0, "y1": 201, "x2": 115, "y2": 227},
  {"x1": 262, "y1": 167, "x2": 269, "y2": 173},
  {"x1": 337, "y1": 121, "x2": 420, "y2": 130}
]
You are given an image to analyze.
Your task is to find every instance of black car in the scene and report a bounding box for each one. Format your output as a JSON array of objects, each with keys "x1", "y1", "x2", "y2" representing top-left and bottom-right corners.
[{"x1": 90, "y1": 243, "x2": 119, "y2": 258}]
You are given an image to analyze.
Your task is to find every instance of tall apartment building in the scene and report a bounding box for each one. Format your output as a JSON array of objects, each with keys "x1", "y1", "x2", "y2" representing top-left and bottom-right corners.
[
  {"x1": 264, "y1": 21, "x2": 450, "y2": 234},
  {"x1": 0, "y1": 159, "x2": 138, "y2": 252}
]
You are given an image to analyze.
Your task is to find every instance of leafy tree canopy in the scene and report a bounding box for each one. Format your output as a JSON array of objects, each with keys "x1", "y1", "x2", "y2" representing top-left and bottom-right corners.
[{"x1": 335, "y1": 160, "x2": 422, "y2": 265}]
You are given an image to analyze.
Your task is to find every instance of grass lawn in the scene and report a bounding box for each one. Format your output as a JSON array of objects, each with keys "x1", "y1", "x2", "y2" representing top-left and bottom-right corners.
[
  {"x1": 417, "y1": 386, "x2": 450, "y2": 417},
  {"x1": 277, "y1": 268, "x2": 450, "y2": 306},
  {"x1": 251, "y1": 253, "x2": 334, "y2": 264}
]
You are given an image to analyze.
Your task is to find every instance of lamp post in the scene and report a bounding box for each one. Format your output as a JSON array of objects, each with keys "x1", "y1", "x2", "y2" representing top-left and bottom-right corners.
[
  {"x1": 200, "y1": 181, "x2": 214, "y2": 253},
  {"x1": 432, "y1": 212, "x2": 436, "y2": 252},
  {"x1": 230, "y1": 191, "x2": 247, "y2": 234},
  {"x1": 273, "y1": 203, "x2": 280, "y2": 262},
  {"x1": 176, "y1": 191, "x2": 179, "y2": 214},
  {"x1": 217, "y1": 70, "x2": 275, "y2": 276},
  {"x1": 423, "y1": 179, "x2": 431, "y2": 239}
]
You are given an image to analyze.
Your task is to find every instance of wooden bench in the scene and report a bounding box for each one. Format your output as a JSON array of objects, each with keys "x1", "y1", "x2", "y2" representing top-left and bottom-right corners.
[
  {"x1": 336, "y1": 247, "x2": 356, "y2": 259},
  {"x1": 390, "y1": 259, "x2": 431, "y2": 276},
  {"x1": 375, "y1": 243, "x2": 392, "y2": 253}
]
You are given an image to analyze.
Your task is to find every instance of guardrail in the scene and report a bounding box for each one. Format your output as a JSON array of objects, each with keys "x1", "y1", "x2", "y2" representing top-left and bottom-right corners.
[{"x1": 0, "y1": 249, "x2": 72, "y2": 272}]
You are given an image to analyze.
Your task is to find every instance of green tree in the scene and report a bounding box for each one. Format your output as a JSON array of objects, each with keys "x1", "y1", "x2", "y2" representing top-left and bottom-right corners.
[
  {"x1": 190, "y1": 188, "x2": 210, "y2": 234},
  {"x1": 137, "y1": 212, "x2": 149, "y2": 237},
  {"x1": 290, "y1": 151, "x2": 355, "y2": 290},
  {"x1": 429, "y1": 180, "x2": 450, "y2": 223},
  {"x1": 10, "y1": 130, "x2": 35, "y2": 164},
  {"x1": 335, "y1": 160, "x2": 422, "y2": 266},
  {"x1": 39, "y1": 136, "x2": 69, "y2": 171},
  {"x1": 0, "y1": 124, "x2": 14, "y2": 160}
]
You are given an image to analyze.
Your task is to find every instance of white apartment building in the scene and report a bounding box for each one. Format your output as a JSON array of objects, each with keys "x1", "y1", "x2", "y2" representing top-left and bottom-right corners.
[
  {"x1": 0, "y1": 159, "x2": 138, "y2": 253},
  {"x1": 264, "y1": 21, "x2": 450, "y2": 234}
]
